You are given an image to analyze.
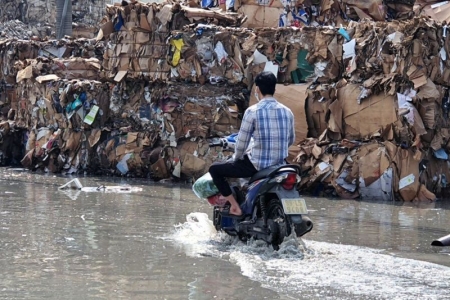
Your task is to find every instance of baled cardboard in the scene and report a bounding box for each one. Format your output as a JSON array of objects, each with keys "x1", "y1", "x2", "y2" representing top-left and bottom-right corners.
[
  {"x1": 421, "y1": 1, "x2": 450, "y2": 23},
  {"x1": 336, "y1": 84, "x2": 398, "y2": 139},
  {"x1": 16, "y1": 66, "x2": 33, "y2": 83},
  {"x1": 397, "y1": 148, "x2": 422, "y2": 201},
  {"x1": 358, "y1": 144, "x2": 390, "y2": 187},
  {"x1": 415, "y1": 184, "x2": 436, "y2": 201},
  {"x1": 238, "y1": 5, "x2": 283, "y2": 28}
]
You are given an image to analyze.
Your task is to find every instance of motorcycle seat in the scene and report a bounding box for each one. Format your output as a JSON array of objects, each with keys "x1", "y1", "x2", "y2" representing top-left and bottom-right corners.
[{"x1": 249, "y1": 164, "x2": 299, "y2": 183}]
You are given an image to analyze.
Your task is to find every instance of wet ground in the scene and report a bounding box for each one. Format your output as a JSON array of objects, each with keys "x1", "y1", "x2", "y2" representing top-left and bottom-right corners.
[{"x1": 0, "y1": 168, "x2": 449, "y2": 300}]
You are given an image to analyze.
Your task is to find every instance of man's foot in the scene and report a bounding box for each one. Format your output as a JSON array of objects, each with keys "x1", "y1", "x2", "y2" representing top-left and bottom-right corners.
[
  {"x1": 229, "y1": 205, "x2": 242, "y2": 216},
  {"x1": 220, "y1": 205, "x2": 244, "y2": 219},
  {"x1": 219, "y1": 194, "x2": 243, "y2": 219}
]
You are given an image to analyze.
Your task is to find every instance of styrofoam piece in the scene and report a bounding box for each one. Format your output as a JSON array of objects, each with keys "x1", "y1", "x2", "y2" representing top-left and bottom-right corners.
[
  {"x1": 59, "y1": 178, "x2": 83, "y2": 190},
  {"x1": 59, "y1": 179, "x2": 142, "y2": 194},
  {"x1": 81, "y1": 185, "x2": 143, "y2": 193}
]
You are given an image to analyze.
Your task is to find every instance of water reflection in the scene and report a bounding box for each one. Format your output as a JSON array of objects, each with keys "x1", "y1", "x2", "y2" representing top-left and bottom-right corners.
[
  {"x1": 0, "y1": 170, "x2": 284, "y2": 299},
  {"x1": 1, "y1": 169, "x2": 450, "y2": 299}
]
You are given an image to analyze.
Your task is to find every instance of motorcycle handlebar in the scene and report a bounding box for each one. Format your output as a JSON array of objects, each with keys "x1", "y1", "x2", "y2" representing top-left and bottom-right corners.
[
  {"x1": 209, "y1": 138, "x2": 229, "y2": 148},
  {"x1": 209, "y1": 142, "x2": 223, "y2": 147}
]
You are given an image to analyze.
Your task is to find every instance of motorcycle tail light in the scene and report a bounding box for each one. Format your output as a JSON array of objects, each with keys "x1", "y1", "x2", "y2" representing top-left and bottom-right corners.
[{"x1": 282, "y1": 173, "x2": 298, "y2": 190}]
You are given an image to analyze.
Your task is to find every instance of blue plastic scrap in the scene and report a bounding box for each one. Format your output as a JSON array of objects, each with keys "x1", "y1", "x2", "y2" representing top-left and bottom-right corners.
[
  {"x1": 114, "y1": 13, "x2": 124, "y2": 31},
  {"x1": 279, "y1": 13, "x2": 288, "y2": 27},
  {"x1": 433, "y1": 148, "x2": 448, "y2": 160},
  {"x1": 201, "y1": 0, "x2": 214, "y2": 8},
  {"x1": 338, "y1": 27, "x2": 351, "y2": 41},
  {"x1": 292, "y1": 9, "x2": 310, "y2": 25}
]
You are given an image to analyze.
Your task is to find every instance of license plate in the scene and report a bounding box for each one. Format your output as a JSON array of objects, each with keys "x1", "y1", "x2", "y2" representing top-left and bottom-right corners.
[{"x1": 281, "y1": 198, "x2": 308, "y2": 215}]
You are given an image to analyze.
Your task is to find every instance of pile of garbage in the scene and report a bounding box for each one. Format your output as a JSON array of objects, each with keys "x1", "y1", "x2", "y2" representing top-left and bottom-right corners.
[
  {"x1": 99, "y1": 1, "x2": 246, "y2": 81},
  {"x1": 0, "y1": 0, "x2": 107, "y2": 38},
  {"x1": 0, "y1": 37, "x2": 105, "y2": 84},
  {"x1": 242, "y1": 15, "x2": 450, "y2": 200},
  {"x1": 234, "y1": 0, "x2": 450, "y2": 28},
  {"x1": 12, "y1": 76, "x2": 243, "y2": 179},
  {"x1": 0, "y1": 20, "x2": 52, "y2": 40},
  {"x1": 2, "y1": 0, "x2": 450, "y2": 201},
  {"x1": 2, "y1": 1, "x2": 450, "y2": 41}
]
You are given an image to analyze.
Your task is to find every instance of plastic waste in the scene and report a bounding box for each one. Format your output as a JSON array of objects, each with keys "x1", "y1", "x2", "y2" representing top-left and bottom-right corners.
[
  {"x1": 201, "y1": 0, "x2": 214, "y2": 8},
  {"x1": 170, "y1": 38, "x2": 184, "y2": 66},
  {"x1": 214, "y1": 41, "x2": 228, "y2": 65},
  {"x1": 293, "y1": 8, "x2": 310, "y2": 25},
  {"x1": 117, "y1": 153, "x2": 132, "y2": 174},
  {"x1": 192, "y1": 172, "x2": 219, "y2": 199},
  {"x1": 338, "y1": 25, "x2": 351, "y2": 42}
]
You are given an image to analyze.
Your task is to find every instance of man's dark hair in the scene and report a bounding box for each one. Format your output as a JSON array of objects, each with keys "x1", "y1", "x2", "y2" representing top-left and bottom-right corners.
[{"x1": 255, "y1": 71, "x2": 276, "y2": 96}]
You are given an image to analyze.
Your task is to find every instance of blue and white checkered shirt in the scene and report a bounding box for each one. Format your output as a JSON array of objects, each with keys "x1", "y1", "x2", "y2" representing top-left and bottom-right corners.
[{"x1": 233, "y1": 97, "x2": 295, "y2": 171}]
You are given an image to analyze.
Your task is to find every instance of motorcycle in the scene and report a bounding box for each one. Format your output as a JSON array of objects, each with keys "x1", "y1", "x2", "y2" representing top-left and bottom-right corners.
[{"x1": 193, "y1": 134, "x2": 313, "y2": 250}]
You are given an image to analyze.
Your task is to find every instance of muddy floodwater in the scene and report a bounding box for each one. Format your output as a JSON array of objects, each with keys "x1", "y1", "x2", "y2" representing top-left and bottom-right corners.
[{"x1": 0, "y1": 168, "x2": 449, "y2": 300}]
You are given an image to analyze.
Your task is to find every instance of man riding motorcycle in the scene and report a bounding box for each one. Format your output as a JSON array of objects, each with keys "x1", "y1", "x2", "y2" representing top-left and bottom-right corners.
[{"x1": 208, "y1": 71, "x2": 295, "y2": 218}]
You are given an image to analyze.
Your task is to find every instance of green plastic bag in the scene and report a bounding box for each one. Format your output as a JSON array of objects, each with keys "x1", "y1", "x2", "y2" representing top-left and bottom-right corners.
[{"x1": 192, "y1": 172, "x2": 219, "y2": 199}]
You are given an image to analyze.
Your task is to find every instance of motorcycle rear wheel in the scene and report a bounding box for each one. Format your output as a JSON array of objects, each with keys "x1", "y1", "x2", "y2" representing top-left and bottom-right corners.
[{"x1": 266, "y1": 199, "x2": 290, "y2": 250}]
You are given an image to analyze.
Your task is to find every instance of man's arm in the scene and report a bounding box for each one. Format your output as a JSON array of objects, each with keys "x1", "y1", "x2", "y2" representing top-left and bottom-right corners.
[{"x1": 234, "y1": 108, "x2": 254, "y2": 161}]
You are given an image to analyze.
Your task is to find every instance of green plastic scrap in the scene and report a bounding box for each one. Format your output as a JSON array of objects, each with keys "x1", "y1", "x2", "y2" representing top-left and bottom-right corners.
[{"x1": 291, "y1": 49, "x2": 314, "y2": 83}]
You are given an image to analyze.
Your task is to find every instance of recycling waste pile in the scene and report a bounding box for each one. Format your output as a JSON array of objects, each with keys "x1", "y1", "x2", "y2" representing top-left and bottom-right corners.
[
  {"x1": 0, "y1": 20, "x2": 53, "y2": 40},
  {"x1": 0, "y1": 0, "x2": 108, "y2": 39},
  {"x1": 1, "y1": 0, "x2": 450, "y2": 201}
]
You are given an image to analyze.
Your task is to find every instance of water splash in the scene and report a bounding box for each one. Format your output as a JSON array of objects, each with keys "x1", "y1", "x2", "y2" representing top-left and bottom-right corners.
[{"x1": 167, "y1": 213, "x2": 450, "y2": 299}]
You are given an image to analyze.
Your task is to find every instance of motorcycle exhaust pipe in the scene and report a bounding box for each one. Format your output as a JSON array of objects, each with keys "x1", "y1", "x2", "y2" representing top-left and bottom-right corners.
[
  {"x1": 431, "y1": 234, "x2": 450, "y2": 247},
  {"x1": 293, "y1": 216, "x2": 313, "y2": 237}
]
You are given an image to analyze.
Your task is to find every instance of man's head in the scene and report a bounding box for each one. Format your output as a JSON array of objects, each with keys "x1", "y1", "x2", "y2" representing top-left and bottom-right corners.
[{"x1": 254, "y1": 71, "x2": 276, "y2": 99}]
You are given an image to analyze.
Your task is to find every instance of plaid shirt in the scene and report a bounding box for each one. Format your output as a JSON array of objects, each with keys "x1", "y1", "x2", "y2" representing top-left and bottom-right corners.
[{"x1": 234, "y1": 97, "x2": 295, "y2": 171}]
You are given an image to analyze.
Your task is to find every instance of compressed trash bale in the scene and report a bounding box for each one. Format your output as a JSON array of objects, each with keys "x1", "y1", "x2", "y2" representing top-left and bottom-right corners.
[
  {"x1": 2, "y1": 1, "x2": 450, "y2": 200},
  {"x1": 99, "y1": 1, "x2": 244, "y2": 82}
]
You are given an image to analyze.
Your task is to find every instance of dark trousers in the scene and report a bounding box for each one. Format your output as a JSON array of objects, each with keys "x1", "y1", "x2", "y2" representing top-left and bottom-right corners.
[{"x1": 209, "y1": 156, "x2": 258, "y2": 197}]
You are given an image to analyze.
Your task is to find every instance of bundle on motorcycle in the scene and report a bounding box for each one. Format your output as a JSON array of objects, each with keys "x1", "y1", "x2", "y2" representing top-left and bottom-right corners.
[{"x1": 192, "y1": 135, "x2": 313, "y2": 250}]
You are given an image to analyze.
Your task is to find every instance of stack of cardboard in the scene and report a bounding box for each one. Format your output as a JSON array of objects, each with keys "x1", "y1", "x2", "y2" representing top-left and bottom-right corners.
[
  {"x1": 167, "y1": 26, "x2": 251, "y2": 85},
  {"x1": 0, "y1": 0, "x2": 47, "y2": 24},
  {"x1": 17, "y1": 78, "x2": 114, "y2": 174},
  {"x1": 0, "y1": 38, "x2": 104, "y2": 84},
  {"x1": 15, "y1": 57, "x2": 102, "y2": 82},
  {"x1": 0, "y1": 2, "x2": 248, "y2": 178},
  {"x1": 112, "y1": 81, "x2": 243, "y2": 179},
  {"x1": 280, "y1": 16, "x2": 450, "y2": 201},
  {"x1": 294, "y1": 138, "x2": 440, "y2": 202},
  {"x1": 100, "y1": 22, "x2": 340, "y2": 85},
  {"x1": 233, "y1": 0, "x2": 411, "y2": 29},
  {"x1": 9, "y1": 73, "x2": 244, "y2": 178},
  {"x1": 232, "y1": 0, "x2": 450, "y2": 29},
  {"x1": 234, "y1": 0, "x2": 286, "y2": 28},
  {"x1": 99, "y1": 1, "x2": 245, "y2": 82},
  {"x1": 3, "y1": 0, "x2": 450, "y2": 199}
]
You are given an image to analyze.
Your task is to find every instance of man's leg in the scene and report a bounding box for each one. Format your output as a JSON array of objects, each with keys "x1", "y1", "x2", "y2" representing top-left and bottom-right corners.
[{"x1": 209, "y1": 156, "x2": 257, "y2": 216}]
